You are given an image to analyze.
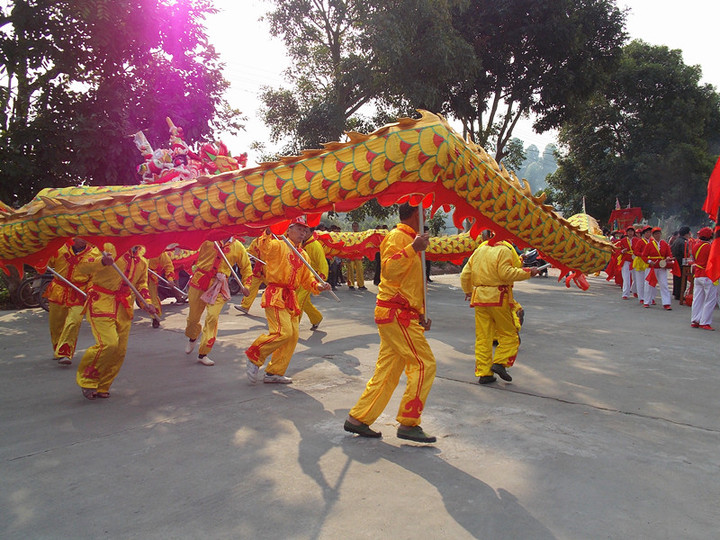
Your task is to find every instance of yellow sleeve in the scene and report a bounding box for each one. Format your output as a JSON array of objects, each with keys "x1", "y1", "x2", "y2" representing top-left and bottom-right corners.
[
  {"x1": 160, "y1": 252, "x2": 176, "y2": 280},
  {"x1": 232, "y1": 241, "x2": 252, "y2": 280},
  {"x1": 496, "y1": 247, "x2": 531, "y2": 283},
  {"x1": 460, "y1": 250, "x2": 477, "y2": 294}
]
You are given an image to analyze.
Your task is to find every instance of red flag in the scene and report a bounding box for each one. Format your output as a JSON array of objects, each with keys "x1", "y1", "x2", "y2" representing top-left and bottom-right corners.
[
  {"x1": 702, "y1": 156, "x2": 720, "y2": 219},
  {"x1": 706, "y1": 237, "x2": 720, "y2": 281}
]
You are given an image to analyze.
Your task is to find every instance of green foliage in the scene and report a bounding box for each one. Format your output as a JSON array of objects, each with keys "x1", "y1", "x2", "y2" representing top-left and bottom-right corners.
[
  {"x1": 0, "y1": 0, "x2": 243, "y2": 206},
  {"x1": 444, "y1": 0, "x2": 626, "y2": 161},
  {"x1": 259, "y1": 0, "x2": 626, "y2": 166},
  {"x1": 547, "y1": 40, "x2": 720, "y2": 222}
]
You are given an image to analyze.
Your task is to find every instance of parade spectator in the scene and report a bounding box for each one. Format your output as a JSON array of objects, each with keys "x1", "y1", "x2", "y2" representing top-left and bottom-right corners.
[{"x1": 671, "y1": 226, "x2": 692, "y2": 300}]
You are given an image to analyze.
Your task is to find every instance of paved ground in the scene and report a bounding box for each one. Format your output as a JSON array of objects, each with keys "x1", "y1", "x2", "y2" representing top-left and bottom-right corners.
[{"x1": 1, "y1": 271, "x2": 719, "y2": 539}]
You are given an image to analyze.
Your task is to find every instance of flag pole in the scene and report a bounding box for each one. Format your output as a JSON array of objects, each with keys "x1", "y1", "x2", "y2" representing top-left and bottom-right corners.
[
  {"x1": 275, "y1": 234, "x2": 340, "y2": 302},
  {"x1": 213, "y1": 241, "x2": 246, "y2": 297},
  {"x1": 417, "y1": 202, "x2": 428, "y2": 319}
]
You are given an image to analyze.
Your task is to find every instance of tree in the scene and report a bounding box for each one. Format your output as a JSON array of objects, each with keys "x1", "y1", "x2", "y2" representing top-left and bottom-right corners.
[
  {"x1": 444, "y1": 0, "x2": 627, "y2": 162},
  {"x1": 547, "y1": 40, "x2": 720, "y2": 223},
  {"x1": 0, "y1": 0, "x2": 242, "y2": 206}
]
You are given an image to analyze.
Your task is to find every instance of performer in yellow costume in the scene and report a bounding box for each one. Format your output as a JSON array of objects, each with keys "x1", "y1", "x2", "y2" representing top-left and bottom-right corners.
[
  {"x1": 345, "y1": 222, "x2": 366, "y2": 290},
  {"x1": 44, "y1": 237, "x2": 101, "y2": 365},
  {"x1": 345, "y1": 203, "x2": 436, "y2": 443},
  {"x1": 245, "y1": 217, "x2": 331, "y2": 384},
  {"x1": 460, "y1": 233, "x2": 538, "y2": 384},
  {"x1": 184, "y1": 237, "x2": 251, "y2": 366},
  {"x1": 298, "y1": 229, "x2": 329, "y2": 330},
  {"x1": 236, "y1": 235, "x2": 265, "y2": 314},
  {"x1": 75, "y1": 245, "x2": 157, "y2": 400},
  {"x1": 147, "y1": 250, "x2": 177, "y2": 328}
]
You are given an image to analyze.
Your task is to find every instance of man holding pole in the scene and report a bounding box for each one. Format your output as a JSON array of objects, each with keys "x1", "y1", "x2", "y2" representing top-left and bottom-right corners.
[
  {"x1": 344, "y1": 203, "x2": 436, "y2": 443},
  {"x1": 245, "y1": 217, "x2": 331, "y2": 384},
  {"x1": 44, "y1": 237, "x2": 100, "y2": 365},
  {"x1": 460, "y1": 231, "x2": 539, "y2": 385},
  {"x1": 147, "y1": 250, "x2": 178, "y2": 328},
  {"x1": 184, "y1": 236, "x2": 251, "y2": 366},
  {"x1": 299, "y1": 226, "x2": 329, "y2": 330},
  {"x1": 75, "y1": 245, "x2": 157, "y2": 400}
]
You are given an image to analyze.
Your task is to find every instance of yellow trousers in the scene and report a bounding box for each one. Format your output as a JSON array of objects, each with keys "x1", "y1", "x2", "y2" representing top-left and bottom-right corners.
[
  {"x1": 240, "y1": 275, "x2": 263, "y2": 310},
  {"x1": 49, "y1": 302, "x2": 85, "y2": 359},
  {"x1": 246, "y1": 306, "x2": 300, "y2": 376},
  {"x1": 349, "y1": 319, "x2": 436, "y2": 427},
  {"x1": 297, "y1": 288, "x2": 323, "y2": 326},
  {"x1": 185, "y1": 287, "x2": 227, "y2": 355},
  {"x1": 148, "y1": 279, "x2": 163, "y2": 316},
  {"x1": 76, "y1": 309, "x2": 132, "y2": 392},
  {"x1": 473, "y1": 303, "x2": 519, "y2": 377},
  {"x1": 346, "y1": 259, "x2": 364, "y2": 288}
]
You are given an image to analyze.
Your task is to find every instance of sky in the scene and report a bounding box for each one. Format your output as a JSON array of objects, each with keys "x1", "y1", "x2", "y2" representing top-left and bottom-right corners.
[{"x1": 205, "y1": 0, "x2": 720, "y2": 165}]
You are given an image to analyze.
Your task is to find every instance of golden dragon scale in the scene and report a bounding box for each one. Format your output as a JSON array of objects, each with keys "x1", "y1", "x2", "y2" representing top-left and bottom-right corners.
[
  {"x1": 0, "y1": 111, "x2": 611, "y2": 280},
  {"x1": 318, "y1": 230, "x2": 481, "y2": 264}
]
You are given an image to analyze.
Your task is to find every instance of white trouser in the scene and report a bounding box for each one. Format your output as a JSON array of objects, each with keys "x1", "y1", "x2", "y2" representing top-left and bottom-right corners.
[
  {"x1": 691, "y1": 277, "x2": 718, "y2": 326},
  {"x1": 621, "y1": 261, "x2": 633, "y2": 298},
  {"x1": 633, "y1": 268, "x2": 644, "y2": 297},
  {"x1": 644, "y1": 268, "x2": 671, "y2": 306}
]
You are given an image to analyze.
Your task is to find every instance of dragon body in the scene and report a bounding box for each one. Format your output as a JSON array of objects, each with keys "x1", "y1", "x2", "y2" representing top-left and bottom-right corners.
[
  {"x1": 317, "y1": 230, "x2": 481, "y2": 264},
  {"x1": 0, "y1": 111, "x2": 611, "y2": 281}
]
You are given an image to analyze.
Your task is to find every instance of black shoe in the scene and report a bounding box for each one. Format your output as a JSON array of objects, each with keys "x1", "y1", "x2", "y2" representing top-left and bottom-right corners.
[
  {"x1": 344, "y1": 419, "x2": 381, "y2": 438},
  {"x1": 491, "y1": 363, "x2": 512, "y2": 381},
  {"x1": 397, "y1": 425, "x2": 436, "y2": 443},
  {"x1": 478, "y1": 376, "x2": 497, "y2": 384},
  {"x1": 348, "y1": 286, "x2": 355, "y2": 290},
  {"x1": 358, "y1": 286, "x2": 367, "y2": 290},
  {"x1": 152, "y1": 318, "x2": 160, "y2": 328}
]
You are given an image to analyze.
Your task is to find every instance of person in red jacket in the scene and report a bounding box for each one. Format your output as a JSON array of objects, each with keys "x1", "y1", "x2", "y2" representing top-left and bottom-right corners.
[
  {"x1": 615, "y1": 226, "x2": 637, "y2": 299},
  {"x1": 690, "y1": 227, "x2": 717, "y2": 330},
  {"x1": 632, "y1": 226, "x2": 652, "y2": 304},
  {"x1": 641, "y1": 227, "x2": 674, "y2": 310}
]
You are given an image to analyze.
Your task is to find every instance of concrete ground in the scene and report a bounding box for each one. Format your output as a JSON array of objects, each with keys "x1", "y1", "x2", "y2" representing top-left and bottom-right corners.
[{"x1": 1, "y1": 271, "x2": 719, "y2": 539}]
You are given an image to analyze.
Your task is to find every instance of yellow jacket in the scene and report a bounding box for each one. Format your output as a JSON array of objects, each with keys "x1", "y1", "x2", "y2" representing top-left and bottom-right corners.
[
  {"x1": 374, "y1": 223, "x2": 424, "y2": 325},
  {"x1": 460, "y1": 241, "x2": 530, "y2": 307},
  {"x1": 78, "y1": 244, "x2": 151, "y2": 318},
  {"x1": 189, "y1": 239, "x2": 252, "y2": 291},
  {"x1": 148, "y1": 251, "x2": 176, "y2": 283},
  {"x1": 303, "y1": 234, "x2": 329, "y2": 280},
  {"x1": 44, "y1": 243, "x2": 102, "y2": 306},
  {"x1": 257, "y1": 233, "x2": 321, "y2": 314}
]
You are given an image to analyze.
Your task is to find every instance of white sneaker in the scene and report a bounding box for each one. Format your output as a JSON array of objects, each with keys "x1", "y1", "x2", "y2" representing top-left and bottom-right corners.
[
  {"x1": 246, "y1": 359, "x2": 260, "y2": 384},
  {"x1": 234, "y1": 305, "x2": 249, "y2": 314},
  {"x1": 263, "y1": 373, "x2": 293, "y2": 384},
  {"x1": 185, "y1": 340, "x2": 196, "y2": 355},
  {"x1": 198, "y1": 356, "x2": 214, "y2": 366},
  {"x1": 57, "y1": 357, "x2": 72, "y2": 365}
]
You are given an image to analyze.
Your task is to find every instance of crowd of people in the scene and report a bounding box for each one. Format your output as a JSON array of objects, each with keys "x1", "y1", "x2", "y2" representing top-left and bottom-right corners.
[
  {"x1": 42, "y1": 210, "x2": 717, "y2": 444},
  {"x1": 608, "y1": 224, "x2": 718, "y2": 329},
  {"x1": 39, "y1": 207, "x2": 453, "y2": 442}
]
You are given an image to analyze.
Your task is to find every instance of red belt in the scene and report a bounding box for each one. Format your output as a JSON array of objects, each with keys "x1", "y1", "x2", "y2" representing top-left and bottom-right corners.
[{"x1": 376, "y1": 298, "x2": 420, "y2": 327}]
